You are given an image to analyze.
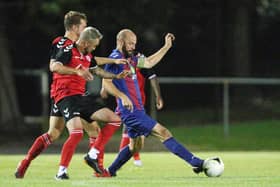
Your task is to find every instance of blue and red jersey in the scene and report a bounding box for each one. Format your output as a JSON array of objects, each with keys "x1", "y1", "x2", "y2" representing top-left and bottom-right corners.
[
  {"x1": 105, "y1": 49, "x2": 155, "y2": 114},
  {"x1": 137, "y1": 68, "x2": 156, "y2": 105}
]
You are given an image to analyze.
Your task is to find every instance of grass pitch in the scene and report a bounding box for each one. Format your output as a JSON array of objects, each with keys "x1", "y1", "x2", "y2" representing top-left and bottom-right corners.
[{"x1": 0, "y1": 152, "x2": 279, "y2": 187}]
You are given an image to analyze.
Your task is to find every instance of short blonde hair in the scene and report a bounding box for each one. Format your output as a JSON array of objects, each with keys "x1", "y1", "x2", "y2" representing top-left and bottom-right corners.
[{"x1": 79, "y1": 26, "x2": 103, "y2": 41}]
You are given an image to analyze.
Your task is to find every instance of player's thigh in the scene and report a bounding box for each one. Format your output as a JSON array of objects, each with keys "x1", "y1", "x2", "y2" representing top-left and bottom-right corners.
[
  {"x1": 66, "y1": 117, "x2": 84, "y2": 131},
  {"x1": 49, "y1": 116, "x2": 65, "y2": 132},
  {"x1": 90, "y1": 108, "x2": 120, "y2": 122},
  {"x1": 48, "y1": 116, "x2": 65, "y2": 141},
  {"x1": 82, "y1": 119, "x2": 100, "y2": 137},
  {"x1": 151, "y1": 123, "x2": 173, "y2": 142}
]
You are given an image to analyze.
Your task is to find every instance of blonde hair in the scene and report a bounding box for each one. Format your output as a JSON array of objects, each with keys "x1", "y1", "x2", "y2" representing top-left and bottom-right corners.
[{"x1": 79, "y1": 26, "x2": 103, "y2": 41}]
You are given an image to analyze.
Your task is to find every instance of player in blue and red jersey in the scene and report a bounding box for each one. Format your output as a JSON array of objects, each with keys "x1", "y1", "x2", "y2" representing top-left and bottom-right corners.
[
  {"x1": 118, "y1": 68, "x2": 163, "y2": 166},
  {"x1": 92, "y1": 67, "x2": 163, "y2": 171},
  {"x1": 96, "y1": 29, "x2": 207, "y2": 177}
]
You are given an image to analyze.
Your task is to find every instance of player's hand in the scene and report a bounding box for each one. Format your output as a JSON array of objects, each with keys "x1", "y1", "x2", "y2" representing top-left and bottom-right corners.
[
  {"x1": 114, "y1": 59, "x2": 128, "y2": 64},
  {"x1": 76, "y1": 64, "x2": 94, "y2": 81},
  {"x1": 156, "y1": 96, "x2": 164, "y2": 110},
  {"x1": 121, "y1": 94, "x2": 133, "y2": 112},
  {"x1": 164, "y1": 33, "x2": 175, "y2": 49},
  {"x1": 115, "y1": 70, "x2": 131, "y2": 79}
]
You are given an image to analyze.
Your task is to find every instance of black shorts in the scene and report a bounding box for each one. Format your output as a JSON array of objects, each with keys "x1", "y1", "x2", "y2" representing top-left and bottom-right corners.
[
  {"x1": 50, "y1": 99, "x2": 62, "y2": 117},
  {"x1": 56, "y1": 94, "x2": 105, "y2": 123}
]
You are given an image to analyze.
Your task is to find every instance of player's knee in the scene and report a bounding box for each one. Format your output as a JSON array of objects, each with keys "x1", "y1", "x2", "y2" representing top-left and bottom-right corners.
[
  {"x1": 161, "y1": 127, "x2": 173, "y2": 140},
  {"x1": 47, "y1": 129, "x2": 62, "y2": 141}
]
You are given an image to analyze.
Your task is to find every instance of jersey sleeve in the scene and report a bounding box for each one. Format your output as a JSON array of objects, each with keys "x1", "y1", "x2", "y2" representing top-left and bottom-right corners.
[
  {"x1": 104, "y1": 52, "x2": 122, "y2": 74},
  {"x1": 54, "y1": 44, "x2": 73, "y2": 65},
  {"x1": 140, "y1": 68, "x2": 156, "y2": 79},
  {"x1": 49, "y1": 43, "x2": 58, "y2": 60}
]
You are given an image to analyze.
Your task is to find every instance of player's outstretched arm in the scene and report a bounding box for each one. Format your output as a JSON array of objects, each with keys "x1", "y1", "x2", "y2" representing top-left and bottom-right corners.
[
  {"x1": 141, "y1": 33, "x2": 175, "y2": 69},
  {"x1": 94, "y1": 57, "x2": 128, "y2": 65},
  {"x1": 89, "y1": 66, "x2": 130, "y2": 79}
]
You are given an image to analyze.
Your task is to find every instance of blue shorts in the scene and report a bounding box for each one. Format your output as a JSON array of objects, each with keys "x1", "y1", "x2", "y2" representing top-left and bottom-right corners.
[{"x1": 121, "y1": 110, "x2": 157, "y2": 138}]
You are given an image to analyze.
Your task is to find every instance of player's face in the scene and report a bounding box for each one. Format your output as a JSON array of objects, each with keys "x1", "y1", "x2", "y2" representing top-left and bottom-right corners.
[
  {"x1": 84, "y1": 38, "x2": 100, "y2": 54},
  {"x1": 75, "y1": 19, "x2": 87, "y2": 37},
  {"x1": 122, "y1": 34, "x2": 137, "y2": 57}
]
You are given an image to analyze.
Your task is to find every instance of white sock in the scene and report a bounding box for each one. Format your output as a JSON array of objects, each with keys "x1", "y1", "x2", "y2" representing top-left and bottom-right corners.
[
  {"x1": 57, "y1": 166, "x2": 67, "y2": 176},
  {"x1": 88, "y1": 148, "x2": 100, "y2": 159}
]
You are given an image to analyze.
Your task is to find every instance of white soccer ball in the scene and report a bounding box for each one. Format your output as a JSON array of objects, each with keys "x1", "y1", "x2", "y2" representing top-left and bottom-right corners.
[{"x1": 203, "y1": 157, "x2": 224, "y2": 177}]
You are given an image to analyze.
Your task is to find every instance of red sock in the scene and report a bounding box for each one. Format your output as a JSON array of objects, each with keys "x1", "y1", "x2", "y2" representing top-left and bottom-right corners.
[
  {"x1": 93, "y1": 122, "x2": 121, "y2": 168},
  {"x1": 89, "y1": 137, "x2": 97, "y2": 149},
  {"x1": 26, "y1": 133, "x2": 52, "y2": 161},
  {"x1": 119, "y1": 132, "x2": 130, "y2": 150},
  {"x1": 98, "y1": 149, "x2": 105, "y2": 169},
  {"x1": 93, "y1": 122, "x2": 121, "y2": 151},
  {"x1": 133, "y1": 152, "x2": 140, "y2": 160},
  {"x1": 60, "y1": 129, "x2": 83, "y2": 167}
]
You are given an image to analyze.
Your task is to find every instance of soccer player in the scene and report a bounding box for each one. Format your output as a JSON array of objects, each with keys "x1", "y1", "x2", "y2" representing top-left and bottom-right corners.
[
  {"x1": 97, "y1": 29, "x2": 205, "y2": 177},
  {"x1": 15, "y1": 11, "x2": 89, "y2": 179},
  {"x1": 98, "y1": 68, "x2": 163, "y2": 168},
  {"x1": 119, "y1": 68, "x2": 163, "y2": 167},
  {"x1": 15, "y1": 11, "x2": 128, "y2": 179},
  {"x1": 49, "y1": 26, "x2": 130, "y2": 179}
]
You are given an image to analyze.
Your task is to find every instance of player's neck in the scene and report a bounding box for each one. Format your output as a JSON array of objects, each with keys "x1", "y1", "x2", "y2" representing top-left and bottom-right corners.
[
  {"x1": 76, "y1": 43, "x2": 86, "y2": 55},
  {"x1": 64, "y1": 31, "x2": 78, "y2": 42},
  {"x1": 116, "y1": 46, "x2": 123, "y2": 54}
]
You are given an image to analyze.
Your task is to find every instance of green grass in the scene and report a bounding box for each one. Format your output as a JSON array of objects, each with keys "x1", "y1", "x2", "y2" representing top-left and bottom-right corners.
[
  {"x1": 168, "y1": 120, "x2": 280, "y2": 151},
  {"x1": 1, "y1": 152, "x2": 280, "y2": 187},
  {"x1": 90, "y1": 120, "x2": 280, "y2": 152}
]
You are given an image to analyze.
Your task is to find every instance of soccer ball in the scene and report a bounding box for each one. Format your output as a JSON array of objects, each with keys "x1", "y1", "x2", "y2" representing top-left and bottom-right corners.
[{"x1": 203, "y1": 157, "x2": 224, "y2": 177}]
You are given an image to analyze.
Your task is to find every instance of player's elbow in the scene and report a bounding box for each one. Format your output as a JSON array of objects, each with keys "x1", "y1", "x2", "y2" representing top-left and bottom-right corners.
[{"x1": 49, "y1": 61, "x2": 61, "y2": 72}]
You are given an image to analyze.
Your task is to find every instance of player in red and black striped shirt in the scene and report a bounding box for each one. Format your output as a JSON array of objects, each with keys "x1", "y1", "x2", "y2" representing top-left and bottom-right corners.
[
  {"x1": 51, "y1": 26, "x2": 129, "y2": 179},
  {"x1": 15, "y1": 11, "x2": 127, "y2": 179},
  {"x1": 15, "y1": 11, "x2": 88, "y2": 179}
]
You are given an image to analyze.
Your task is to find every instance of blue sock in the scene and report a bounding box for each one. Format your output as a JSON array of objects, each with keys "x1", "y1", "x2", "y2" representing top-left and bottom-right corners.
[
  {"x1": 163, "y1": 137, "x2": 203, "y2": 167},
  {"x1": 108, "y1": 146, "x2": 132, "y2": 175}
]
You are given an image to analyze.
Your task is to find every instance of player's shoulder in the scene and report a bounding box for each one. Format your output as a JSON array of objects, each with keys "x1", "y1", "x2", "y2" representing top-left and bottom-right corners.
[
  {"x1": 52, "y1": 36, "x2": 74, "y2": 49},
  {"x1": 109, "y1": 49, "x2": 122, "y2": 59}
]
